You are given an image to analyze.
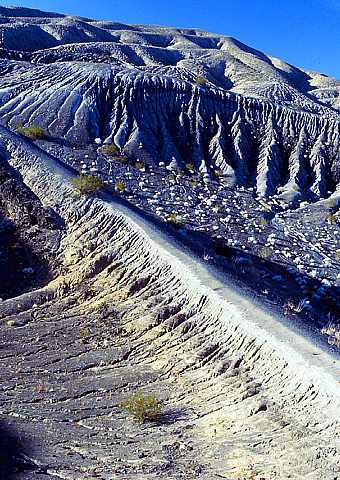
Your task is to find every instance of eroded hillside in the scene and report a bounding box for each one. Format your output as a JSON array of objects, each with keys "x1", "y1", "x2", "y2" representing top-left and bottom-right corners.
[{"x1": 0, "y1": 7, "x2": 339, "y2": 479}]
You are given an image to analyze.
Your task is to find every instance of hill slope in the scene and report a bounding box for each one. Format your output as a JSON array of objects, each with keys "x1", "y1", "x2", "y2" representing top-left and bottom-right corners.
[{"x1": 0, "y1": 7, "x2": 339, "y2": 479}]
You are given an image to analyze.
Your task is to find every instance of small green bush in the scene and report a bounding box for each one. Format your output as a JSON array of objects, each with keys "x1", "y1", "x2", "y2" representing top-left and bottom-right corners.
[
  {"x1": 259, "y1": 246, "x2": 272, "y2": 258},
  {"x1": 100, "y1": 143, "x2": 119, "y2": 156},
  {"x1": 16, "y1": 124, "x2": 46, "y2": 140},
  {"x1": 326, "y1": 213, "x2": 339, "y2": 225},
  {"x1": 115, "y1": 180, "x2": 126, "y2": 192},
  {"x1": 195, "y1": 75, "x2": 207, "y2": 85},
  {"x1": 186, "y1": 163, "x2": 195, "y2": 173},
  {"x1": 120, "y1": 391, "x2": 163, "y2": 422},
  {"x1": 71, "y1": 175, "x2": 103, "y2": 195},
  {"x1": 165, "y1": 212, "x2": 184, "y2": 227},
  {"x1": 135, "y1": 161, "x2": 145, "y2": 170},
  {"x1": 116, "y1": 154, "x2": 129, "y2": 163}
]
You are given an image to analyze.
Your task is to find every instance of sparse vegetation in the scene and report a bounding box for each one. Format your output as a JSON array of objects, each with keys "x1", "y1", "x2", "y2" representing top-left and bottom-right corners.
[
  {"x1": 165, "y1": 212, "x2": 184, "y2": 227},
  {"x1": 115, "y1": 180, "x2": 126, "y2": 192},
  {"x1": 230, "y1": 463, "x2": 262, "y2": 480},
  {"x1": 6, "y1": 320, "x2": 16, "y2": 327},
  {"x1": 117, "y1": 154, "x2": 129, "y2": 163},
  {"x1": 100, "y1": 143, "x2": 119, "y2": 156},
  {"x1": 120, "y1": 391, "x2": 163, "y2": 422},
  {"x1": 259, "y1": 246, "x2": 272, "y2": 258},
  {"x1": 325, "y1": 198, "x2": 338, "y2": 209},
  {"x1": 16, "y1": 123, "x2": 46, "y2": 140},
  {"x1": 135, "y1": 161, "x2": 145, "y2": 170},
  {"x1": 195, "y1": 75, "x2": 207, "y2": 85},
  {"x1": 259, "y1": 217, "x2": 268, "y2": 226},
  {"x1": 326, "y1": 213, "x2": 339, "y2": 225},
  {"x1": 100, "y1": 144, "x2": 129, "y2": 163},
  {"x1": 185, "y1": 163, "x2": 195, "y2": 173},
  {"x1": 71, "y1": 175, "x2": 103, "y2": 195},
  {"x1": 169, "y1": 170, "x2": 182, "y2": 183}
]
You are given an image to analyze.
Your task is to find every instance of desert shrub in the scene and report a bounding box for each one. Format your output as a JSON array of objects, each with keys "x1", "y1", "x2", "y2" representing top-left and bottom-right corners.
[
  {"x1": 321, "y1": 322, "x2": 340, "y2": 348},
  {"x1": 165, "y1": 212, "x2": 184, "y2": 227},
  {"x1": 195, "y1": 75, "x2": 207, "y2": 85},
  {"x1": 259, "y1": 246, "x2": 272, "y2": 258},
  {"x1": 80, "y1": 327, "x2": 90, "y2": 342},
  {"x1": 185, "y1": 163, "x2": 195, "y2": 173},
  {"x1": 71, "y1": 175, "x2": 103, "y2": 195},
  {"x1": 135, "y1": 161, "x2": 145, "y2": 170},
  {"x1": 16, "y1": 123, "x2": 46, "y2": 140},
  {"x1": 259, "y1": 217, "x2": 268, "y2": 226},
  {"x1": 115, "y1": 180, "x2": 126, "y2": 192},
  {"x1": 117, "y1": 154, "x2": 129, "y2": 163},
  {"x1": 100, "y1": 143, "x2": 119, "y2": 156},
  {"x1": 120, "y1": 391, "x2": 163, "y2": 422},
  {"x1": 326, "y1": 213, "x2": 339, "y2": 225}
]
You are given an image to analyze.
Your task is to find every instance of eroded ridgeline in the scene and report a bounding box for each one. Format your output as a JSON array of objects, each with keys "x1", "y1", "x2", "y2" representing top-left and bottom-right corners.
[{"x1": 0, "y1": 62, "x2": 339, "y2": 199}]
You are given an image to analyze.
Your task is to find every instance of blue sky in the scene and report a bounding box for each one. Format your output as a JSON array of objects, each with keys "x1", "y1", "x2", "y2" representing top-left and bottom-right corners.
[{"x1": 4, "y1": 0, "x2": 340, "y2": 78}]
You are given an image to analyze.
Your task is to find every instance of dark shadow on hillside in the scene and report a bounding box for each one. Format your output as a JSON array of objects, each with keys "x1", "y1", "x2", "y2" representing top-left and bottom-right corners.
[
  {"x1": 0, "y1": 213, "x2": 54, "y2": 300},
  {"x1": 0, "y1": 158, "x2": 64, "y2": 300},
  {"x1": 154, "y1": 407, "x2": 190, "y2": 426},
  {"x1": 0, "y1": 422, "x2": 41, "y2": 479}
]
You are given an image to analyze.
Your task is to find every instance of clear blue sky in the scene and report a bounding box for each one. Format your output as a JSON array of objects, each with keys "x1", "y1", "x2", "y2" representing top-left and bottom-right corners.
[{"x1": 4, "y1": 0, "x2": 340, "y2": 78}]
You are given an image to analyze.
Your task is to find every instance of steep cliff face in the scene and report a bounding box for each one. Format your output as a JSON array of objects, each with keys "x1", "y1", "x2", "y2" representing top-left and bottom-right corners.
[{"x1": 0, "y1": 9, "x2": 339, "y2": 202}]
